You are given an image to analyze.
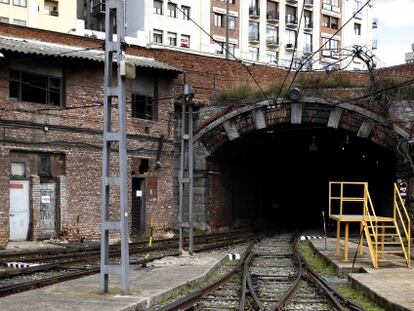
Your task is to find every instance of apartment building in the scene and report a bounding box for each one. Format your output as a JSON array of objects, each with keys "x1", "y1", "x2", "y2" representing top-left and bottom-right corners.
[
  {"x1": 78, "y1": 0, "x2": 374, "y2": 70},
  {"x1": 0, "y1": 0, "x2": 77, "y2": 33},
  {"x1": 405, "y1": 44, "x2": 414, "y2": 64}
]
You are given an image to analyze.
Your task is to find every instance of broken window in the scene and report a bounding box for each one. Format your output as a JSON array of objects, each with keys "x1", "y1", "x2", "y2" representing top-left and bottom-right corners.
[
  {"x1": 9, "y1": 70, "x2": 63, "y2": 106},
  {"x1": 131, "y1": 94, "x2": 156, "y2": 120}
]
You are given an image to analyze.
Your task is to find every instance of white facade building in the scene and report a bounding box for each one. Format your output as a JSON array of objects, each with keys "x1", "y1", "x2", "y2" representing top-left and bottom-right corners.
[{"x1": 78, "y1": 0, "x2": 375, "y2": 70}]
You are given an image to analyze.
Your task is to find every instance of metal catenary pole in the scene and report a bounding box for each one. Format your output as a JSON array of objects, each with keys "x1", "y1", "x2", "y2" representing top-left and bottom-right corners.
[
  {"x1": 178, "y1": 83, "x2": 194, "y2": 255},
  {"x1": 101, "y1": 0, "x2": 130, "y2": 295}
]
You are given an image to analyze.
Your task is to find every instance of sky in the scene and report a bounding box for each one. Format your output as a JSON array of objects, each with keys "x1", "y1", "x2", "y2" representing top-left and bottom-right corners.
[{"x1": 373, "y1": 0, "x2": 414, "y2": 67}]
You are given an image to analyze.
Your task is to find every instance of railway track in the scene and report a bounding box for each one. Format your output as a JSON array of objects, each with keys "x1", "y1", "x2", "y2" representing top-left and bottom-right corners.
[
  {"x1": 159, "y1": 232, "x2": 366, "y2": 311},
  {"x1": 0, "y1": 229, "x2": 256, "y2": 297}
]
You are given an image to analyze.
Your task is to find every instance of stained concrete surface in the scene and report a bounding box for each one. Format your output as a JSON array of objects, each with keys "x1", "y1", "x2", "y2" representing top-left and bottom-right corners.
[
  {"x1": 0, "y1": 251, "x2": 232, "y2": 311},
  {"x1": 311, "y1": 237, "x2": 414, "y2": 311}
]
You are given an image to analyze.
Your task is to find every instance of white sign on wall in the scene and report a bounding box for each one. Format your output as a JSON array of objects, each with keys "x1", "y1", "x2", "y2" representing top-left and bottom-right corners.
[{"x1": 41, "y1": 196, "x2": 51, "y2": 204}]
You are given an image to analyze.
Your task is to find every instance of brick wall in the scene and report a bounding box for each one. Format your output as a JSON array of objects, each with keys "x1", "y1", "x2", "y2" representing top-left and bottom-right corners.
[{"x1": 0, "y1": 147, "x2": 10, "y2": 243}]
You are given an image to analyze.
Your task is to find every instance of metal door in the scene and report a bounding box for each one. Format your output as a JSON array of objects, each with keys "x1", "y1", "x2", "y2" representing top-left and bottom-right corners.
[
  {"x1": 40, "y1": 183, "x2": 57, "y2": 239},
  {"x1": 131, "y1": 178, "x2": 145, "y2": 234},
  {"x1": 9, "y1": 180, "x2": 30, "y2": 241}
]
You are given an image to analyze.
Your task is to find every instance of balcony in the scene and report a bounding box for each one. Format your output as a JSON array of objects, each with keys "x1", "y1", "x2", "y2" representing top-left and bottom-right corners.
[
  {"x1": 286, "y1": 0, "x2": 298, "y2": 3},
  {"x1": 303, "y1": 44, "x2": 312, "y2": 54},
  {"x1": 266, "y1": 11, "x2": 279, "y2": 23},
  {"x1": 286, "y1": 43, "x2": 295, "y2": 51},
  {"x1": 91, "y1": 0, "x2": 105, "y2": 16},
  {"x1": 304, "y1": 21, "x2": 313, "y2": 31},
  {"x1": 332, "y1": 5, "x2": 340, "y2": 13},
  {"x1": 249, "y1": 7, "x2": 260, "y2": 18},
  {"x1": 353, "y1": 10, "x2": 363, "y2": 19},
  {"x1": 304, "y1": 0, "x2": 313, "y2": 8},
  {"x1": 285, "y1": 15, "x2": 298, "y2": 27},
  {"x1": 249, "y1": 33, "x2": 260, "y2": 44},
  {"x1": 266, "y1": 37, "x2": 279, "y2": 48},
  {"x1": 372, "y1": 18, "x2": 378, "y2": 29}
]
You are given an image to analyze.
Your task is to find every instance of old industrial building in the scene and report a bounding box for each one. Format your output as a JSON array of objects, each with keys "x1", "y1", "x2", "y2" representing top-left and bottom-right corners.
[
  {"x1": 0, "y1": 21, "x2": 414, "y2": 244},
  {"x1": 0, "y1": 24, "x2": 181, "y2": 243}
]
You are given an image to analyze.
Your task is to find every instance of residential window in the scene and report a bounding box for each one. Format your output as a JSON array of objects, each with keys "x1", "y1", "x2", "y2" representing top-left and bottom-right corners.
[
  {"x1": 9, "y1": 70, "x2": 63, "y2": 106},
  {"x1": 322, "y1": 15, "x2": 329, "y2": 27},
  {"x1": 249, "y1": 0, "x2": 259, "y2": 15},
  {"x1": 131, "y1": 93, "x2": 156, "y2": 120},
  {"x1": 355, "y1": 0, "x2": 362, "y2": 12},
  {"x1": 0, "y1": 17, "x2": 9, "y2": 23},
  {"x1": 153, "y1": 29, "x2": 163, "y2": 43},
  {"x1": 167, "y1": 32, "x2": 177, "y2": 46},
  {"x1": 332, "y1": 0, "x2": 339, "y2": 8},
  {"x1": 266, "y1": 25, "x2": 278, "y2": 44},
  {"x1": 354, "y1": 23, "x2": 361, "y2": 35},
  {"x1": 44, "y1": 0, "x2": 58, "y2": 16},
  {"x1": 13, "y1": 19, "x2": 26, "y2": 26},
  {"x1": 331, "y1": 39, "x2": 339, "y2": 53},
  {"x1": 229, "y1": 0, "x2": 235, "y2": 4},
  {"x1": 214, "y1": 13, "x2": 224, "y2": 27},
  {"x1": 228, "y1": 15, "x2": 235, "y2": 30},
  {"x1": 13, "y1": 0, "x2": 25, "y2": 6},
  {"x1": 215, "y1": 42, "x2": 224, "y2": 55},
  {"x1": 267, "y1": 0, "x2": 278, "y2": 19},
  {"x1": 0, "y1": 0, "x2": 10, "y2": 4},
  {"x1": 285, "y1": 29, "x2": 296, "y2": 45},
  {"x1": 153, "y1": 0, "x2": 162, "y2": 15},
  {"x1": 168, "y1": 3, "x2": 177, "y2": 18},
  {"x1": 331, "y1": 17, "x2": 338, "y2": 29},
  {"x1": 182, "y1": 5, "x2": 190, "y2": 20},
  {"x1": 304, "y1": 33, "x2": 312, "y2": 53},
  {"x1": 265, "y1": 50, "x2": 278, "y2": 63},
  {"x1": 249, "y1": 21, "x2": 259, "y2": 41},
  {"x1": 304, "y1": 10, "x2": 312, "y2": 28},
  {"x1": 228, "y1": 43, "x2": 236, "y2": 55},
  {"x1": 181, "y1": 34, "x2": 190, "y2": 48},
  {"x1": 248, "y1": 46, "x2": 259, "y2": 61},
  {"x1": 286, "y1": 5, "x2": 297, "y2": 23}
]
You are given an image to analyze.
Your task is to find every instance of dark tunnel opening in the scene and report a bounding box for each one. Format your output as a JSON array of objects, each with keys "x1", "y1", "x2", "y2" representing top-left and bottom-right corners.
[{"x1": 209, "y1": 125, "x2": 396, "y2": 233}]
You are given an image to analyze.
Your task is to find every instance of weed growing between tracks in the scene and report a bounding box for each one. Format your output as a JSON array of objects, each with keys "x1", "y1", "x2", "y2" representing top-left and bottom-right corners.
[
  {"x1": 0, "y1": 245, "x2": 5, "y2": 251},
  {"x1": 299, "y1": 241, "x2": 385, "y2": 311}
]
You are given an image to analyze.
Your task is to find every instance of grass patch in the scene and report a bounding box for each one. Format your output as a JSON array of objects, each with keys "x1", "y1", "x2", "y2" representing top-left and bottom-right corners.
[
  {"x1": 299, "y1": 241, "x2": 385, "y2": 311},
  {"x1": 295, "y1": 74, "x2": 365, "y2": 89},
  {"x1": 377, "y1": 77, "x2": 414, "y2": 101},
  {"x1": 0, "y1": 245, "x2": 5, "y2": 251}
]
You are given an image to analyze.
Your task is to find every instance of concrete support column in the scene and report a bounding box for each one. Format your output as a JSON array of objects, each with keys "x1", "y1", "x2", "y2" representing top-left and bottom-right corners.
[{"x1": 30, "y1": 175, "x2": 40, "y2": 241}]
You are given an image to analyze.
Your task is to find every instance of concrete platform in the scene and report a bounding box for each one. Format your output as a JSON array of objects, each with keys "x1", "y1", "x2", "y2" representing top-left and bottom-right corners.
[
  {"x1": 0, "y1": 250, "x2": 238, "y2": 311},
  {"x1": 311, "y1": 237, "x2": 414, "y2": 311}
]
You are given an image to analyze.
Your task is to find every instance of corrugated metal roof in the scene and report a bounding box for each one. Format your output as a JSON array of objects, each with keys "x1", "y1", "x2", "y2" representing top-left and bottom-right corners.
[{"x1": 0, "y1": 35, "x2": 183, "y2": 73}]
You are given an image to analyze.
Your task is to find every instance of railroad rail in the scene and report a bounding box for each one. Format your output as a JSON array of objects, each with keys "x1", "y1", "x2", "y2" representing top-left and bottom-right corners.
[
  {"x1": 158, "y1": 232, "x2": 367, "y2": 311},
  {"x1": 0, "y1": 229, "x2": 256, "y2": 297}
]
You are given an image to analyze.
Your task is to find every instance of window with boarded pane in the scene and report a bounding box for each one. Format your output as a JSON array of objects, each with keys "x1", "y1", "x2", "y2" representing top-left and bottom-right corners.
[
  {"x1": 9, "y1": 70, "x2": 63, "y2": 106},
  {"x1": 38, "y1": 155, "x2": 51, "y2": 176},
  {"x1": 131, "y1": 94, "x2": 157, "y2": 120}
]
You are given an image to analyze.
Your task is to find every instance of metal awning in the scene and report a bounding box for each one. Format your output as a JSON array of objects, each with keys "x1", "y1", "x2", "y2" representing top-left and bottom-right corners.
[{"x1": 0, "y1": 35, "x2": 183, "y2": 73}]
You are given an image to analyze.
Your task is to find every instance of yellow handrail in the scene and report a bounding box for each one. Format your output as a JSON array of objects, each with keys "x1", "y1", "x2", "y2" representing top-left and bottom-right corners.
[{"x1": 393, "y1": 183, "x2": 411, "y2": 267}]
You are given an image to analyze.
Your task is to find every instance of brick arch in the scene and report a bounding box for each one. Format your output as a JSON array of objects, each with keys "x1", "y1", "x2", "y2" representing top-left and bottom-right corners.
[{"x1": 194, "y1": 97, "x2": 409, "y2": 153}]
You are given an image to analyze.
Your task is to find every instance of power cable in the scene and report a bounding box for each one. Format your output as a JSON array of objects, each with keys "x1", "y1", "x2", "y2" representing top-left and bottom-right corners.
[
  {"x1": 273, "y1": 0, "x2": 306, "y2": 104},
  {"x1": 280, "y1": 0, "x2": 372, "y2": 103},
  {"x1": 167, "y1": 0, "x2": 270, "y2": 102}
]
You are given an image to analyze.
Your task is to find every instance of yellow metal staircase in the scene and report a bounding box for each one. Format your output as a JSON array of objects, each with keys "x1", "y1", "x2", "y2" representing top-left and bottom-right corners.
[{"x1": 329, "y1": 182, "x2": 411, "y2": 268}]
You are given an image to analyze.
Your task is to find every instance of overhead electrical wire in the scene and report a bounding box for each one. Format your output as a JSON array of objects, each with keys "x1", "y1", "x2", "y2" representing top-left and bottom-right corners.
[
  {"x1": 279, "y1": 0, "x2": 373, "y2": 103},
  {"x1": 167, "y1": 0, "x2": 270, "y2": 102}
]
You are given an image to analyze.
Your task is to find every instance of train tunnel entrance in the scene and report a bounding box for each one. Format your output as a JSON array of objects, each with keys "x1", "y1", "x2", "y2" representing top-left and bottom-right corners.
[{"x1": 208, "y1": 125, "x2": 395, "y2": 230}]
